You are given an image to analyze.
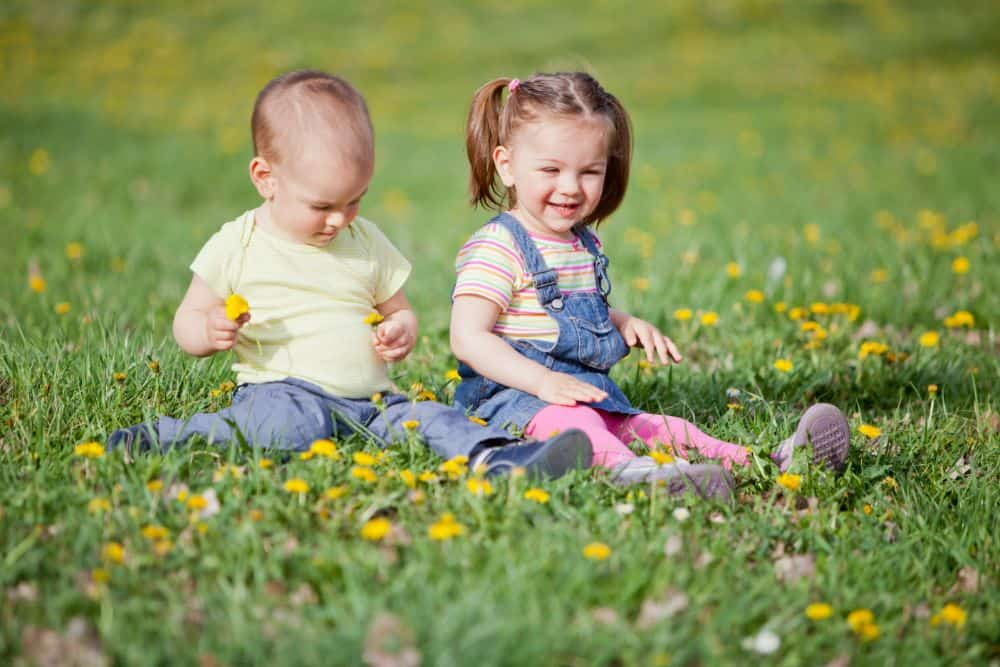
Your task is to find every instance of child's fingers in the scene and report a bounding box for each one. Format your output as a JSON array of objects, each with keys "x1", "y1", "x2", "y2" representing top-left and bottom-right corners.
[{"x1": 664, "y1": 336, "x2": 683, "y2": 362}]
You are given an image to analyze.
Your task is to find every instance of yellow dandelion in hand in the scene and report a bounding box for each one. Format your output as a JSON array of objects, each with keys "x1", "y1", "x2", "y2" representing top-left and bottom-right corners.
[
  {"x1": 857, "y1": 424, "x2": 881, "y2": 438},
  {"x1": 283, "y1": 478, "x2": 310, "y2": 494},
  {"x1": 700, "y1": 311, "x2": 719, "y2": 326},
  {"x1": 524, "y1": 488, "x2": 550, "y2": 504},
  {"x1": 725, "y1": 262, "x2": 741, "y2": 279},
  {"x1": 930, "y1": 603, "x2": 966, "y2": 628},
  {"x1": 445, "y1": 369, "x2": 461, "y2": 382},
  {"x1": 363, "y1": 311, "x2": 385, "y2": 326},
  {"x1": 773, "y1": 359, "x2": 793, "y2": 373},
  {"x1": 918, "y1": 331, "x2": 940, "y2": 348},
  {"x1": 428, "y1": 513, "x2": 465, "y2": 541},
  {"x1": 951, "y1": 256, "x2": 969, "y2": 274},
  {"x1": 776, "y1": 473, "x2": 801, "y2": 491},
  {"x1": 29, "y1": 275, "x2": 47, "y2": 293},
  {"x1": 583, "y1": 542, "x2": 612, "y2": 561},
  {"x1": 225, "y1": 294, "x2": 249, "y2": 321},
  {"x1": 466, "y1": 477, "x2": 494, "y2": 497},
  {"x1": 745, "y1": 289, "x2": 765, "y2": 303},
  {"x1": 65, "y1": 242, "x2": 83, "y2": 260},
  {"x1": 74, "y1": 442, "x2": 105, "y2": 458},
  {"x1": 673, "y1": 308, "x2": 693, "y2": 321},
  {"x1": 101, "y1": 542, "x2": 124, "y2": 564},
  {"x1": 805, "y1": 603, "x2": 834, "y2": 621},
  {"x1": 360, "y1": 517, "x2": 392, "y2": 541}
]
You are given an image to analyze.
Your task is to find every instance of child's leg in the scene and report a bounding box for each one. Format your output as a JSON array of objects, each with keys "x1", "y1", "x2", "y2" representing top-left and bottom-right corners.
[
  {"x1": 605, "y1": 412, "x2": 749, "y2": 469},
  {"x1": 368, "y1": 397, "x2": 517, "y2": 460},
  {"x1": 526, "y1": 405, "x2": 635, "y2": 469},
  {"x1": 156, "y1": 381, "x2": 334, "y2": 452}
]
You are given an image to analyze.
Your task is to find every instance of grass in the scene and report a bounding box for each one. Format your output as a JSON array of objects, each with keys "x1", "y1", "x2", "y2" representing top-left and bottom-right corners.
[{"x1": 1, "y1": 0, "x2": 998, "y2": 664}]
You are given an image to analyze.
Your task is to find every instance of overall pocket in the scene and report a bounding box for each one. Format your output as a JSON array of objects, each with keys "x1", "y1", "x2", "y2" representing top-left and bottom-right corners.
[{"x1": 570, "y1": 316, "x2": 629, "y2": 371}]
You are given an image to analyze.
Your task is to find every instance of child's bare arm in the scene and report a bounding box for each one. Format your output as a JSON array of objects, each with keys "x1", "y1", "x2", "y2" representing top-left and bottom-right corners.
[
  {"x1": 372, "y1": 288, "x2": 418, "y2": 362},
  {"x1": 172, "y1": 274, "x2": 249, "y2": 357},
  {"x1": 451, "y1": 295, "x2": 607, "y2": 406}
]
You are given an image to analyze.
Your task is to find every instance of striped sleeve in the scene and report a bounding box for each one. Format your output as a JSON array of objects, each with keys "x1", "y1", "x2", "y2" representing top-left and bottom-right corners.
[{"x1": 453, "y1": 223, "x2": 525, "y2": 309}]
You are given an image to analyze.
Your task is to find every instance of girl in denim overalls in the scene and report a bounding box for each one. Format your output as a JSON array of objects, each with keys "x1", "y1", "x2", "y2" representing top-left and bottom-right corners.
[{"x1": 450, "y1": 72, "x2": 851, "y2": 496}]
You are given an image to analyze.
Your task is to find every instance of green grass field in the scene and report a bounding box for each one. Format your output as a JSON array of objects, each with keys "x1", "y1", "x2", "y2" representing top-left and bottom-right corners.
[{"x1": 2, "y1": 1, "x2": 998, "y2": 664}]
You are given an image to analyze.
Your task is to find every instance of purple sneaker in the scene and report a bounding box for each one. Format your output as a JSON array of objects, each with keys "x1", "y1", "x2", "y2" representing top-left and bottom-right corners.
[{"x1": 772, "y1": 403, "x2": 850, "y2": 473}]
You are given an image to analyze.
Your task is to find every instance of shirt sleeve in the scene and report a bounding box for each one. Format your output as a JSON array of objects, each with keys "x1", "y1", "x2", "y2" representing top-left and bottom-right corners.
[
  {"x1": 452, "y1": 223, "x2": 525, "y2": 310},
  {"x1": 189, "y1": 221, "x2": 242, "y2": 299},
  {"x1": 362, "y1": 219, "x2": 412, "y2": 305}
]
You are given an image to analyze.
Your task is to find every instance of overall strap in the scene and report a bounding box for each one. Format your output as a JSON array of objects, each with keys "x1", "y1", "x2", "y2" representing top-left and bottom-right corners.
[
  {"x1": 574, "y1": 226, "x2": 612, "y2": 300},
  {"x1": 491, "y1": 213, "x2": 565, "y2": 311}
]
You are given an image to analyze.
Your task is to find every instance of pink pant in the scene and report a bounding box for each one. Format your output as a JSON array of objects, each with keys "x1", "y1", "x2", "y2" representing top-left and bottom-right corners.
[{"x1": 525, "y1": 405, "x2": 749, "y2": 469}]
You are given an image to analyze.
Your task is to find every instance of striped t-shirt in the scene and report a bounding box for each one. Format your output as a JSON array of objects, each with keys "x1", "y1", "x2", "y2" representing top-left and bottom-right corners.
[{"x1": 453, "y1": 222, "x2": 602, "y2": 342}]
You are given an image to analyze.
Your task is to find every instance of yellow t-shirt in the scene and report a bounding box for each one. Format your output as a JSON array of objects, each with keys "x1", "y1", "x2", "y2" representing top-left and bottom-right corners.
[{"x1": 191, "y1": 210, "x2": 411, "y2": 398}]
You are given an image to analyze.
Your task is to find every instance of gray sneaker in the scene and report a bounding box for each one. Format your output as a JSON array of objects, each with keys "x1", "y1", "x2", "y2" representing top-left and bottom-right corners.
[
  {"x1": 772, "y1": 403, "x2": 850, "y2": 473},
  {"x1": 609, "y1": 456, "x2": 734, "y2": 502}
]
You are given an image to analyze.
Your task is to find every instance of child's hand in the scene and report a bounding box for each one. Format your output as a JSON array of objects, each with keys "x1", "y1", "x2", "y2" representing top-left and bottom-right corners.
[
  {"x1": 206, "y1": 305, "x2": 250, "y2": 351},
  {"x1": 537, "y1": 370, "x2": 608, "y2": 406},
  {"x1": 616, "y1": 315, "x2": 683, "y2": 365},
  {"x1": 373, "y1": 318, "x2": 414, "y2": 362}
]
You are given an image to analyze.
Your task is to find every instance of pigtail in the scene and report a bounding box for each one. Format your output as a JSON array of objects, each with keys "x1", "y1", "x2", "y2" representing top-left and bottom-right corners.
[
  {"x1": 587, "y1": 90, "x2": 633, "y2": 225},
  {"x1": 466, "y1": 78, "x2": 513, "y2": 210}
]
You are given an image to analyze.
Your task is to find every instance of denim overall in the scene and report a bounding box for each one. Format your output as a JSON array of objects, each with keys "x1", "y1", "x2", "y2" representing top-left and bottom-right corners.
[{"x1": 454, "y1": 213, "x2": 638, "y2": 432}]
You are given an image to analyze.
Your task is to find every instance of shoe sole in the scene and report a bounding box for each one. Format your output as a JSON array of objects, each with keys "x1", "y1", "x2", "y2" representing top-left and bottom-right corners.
[
  {"x1": 793, "y1": 403, "x2": 850, "y2": 472},
  {"x1": 521, "y1": 428, "x2": 593, "y2": 477}
]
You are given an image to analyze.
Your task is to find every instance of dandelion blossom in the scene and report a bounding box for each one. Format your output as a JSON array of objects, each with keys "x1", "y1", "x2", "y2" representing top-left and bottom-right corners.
[
  {"x1": 466, "y1": 477, "x2": 494, "y2": 497},
  {"x1": 583, "y1": 542, "x2": 612, "y2": 560},
  {"x1": 776, "y1": 473, "x2": 801, "y2": 491},
  {"x1": 65, "y1": 242, "x2": 83, "y2": 260},
  {"x1": 745, "y1": 289, "x2": 765, "y2": 303},
  {"x1": 846, "y1": 609, "x2": 879, "y2": 640},
  {"x1": 725, "y1": 262, "x2": 742, "y2": 279},
  {"x1": 74, "y1": 442, "x2": 104, "y2": 458},
  {"x1": 930, "y1": 603, "x2": 966, "y2": 628},
  {"x1": 919, "y1": 331, "x2": 940, "y2": 348},
  {"x1": 363, "y1": 311, "x2": 385, "y2": 326},
  {"x1": 445, "y1": 369, "x2": 461, "y2": 381},
  {"x1": 858, "y1": 424, "x2": 881, "y2": 438},
  {"x1": 673, "y1": 308, "x2": 693, "y2": 321},
  {"x1": 650, "y1": 450, "x2": 674, "y2": 465},
  {"x1": 88, "y1": 497, "x2": 111, "y2": 514},
  {"x1": 773, "y1": 359, "x2": 793, "y2": 373},
  {"x1": 360, "y1": 517, "x2": 392, "y2": 541},
  {"x1": 141, "y1": 525, "x2": 170, "y2": 541},
  {"x1": 806, "y1": 603, "x2": 834, "y2": 620},
  {"x1": 428, "y1": 513, "x2": 465, "y2": 540},
  {"x1": 324, "y1": 485, "x2": 348, "y2": 500},
  {"x1": 224, "y1": 293, "x2": 250, "y2": 320},
  {"x1": 29, "y1": 275, "x2": 47, "y2": 293},
  {"x1": 951, "y1": 256, "x2": 970, "y2": 274},
  {"x1": 524, "y1": 488, "x2": 550, "y2": 504},
  {"x1": 468, "y1": 415, "x2": 487, "y2": 426},
  {"x1": 700, "y1": 311, "x2": 719, "y2": 326},
  {"x1": 351, "y1": 466, "x2": 377, "y2": 483},
  {"x1": 402, "y1": 420, "x2": 420, "y2": 430},
  {"x1": 283, "y1": 478, "x2": 310, "y2": 494},
  {"x1": 102, "y1": 542, "x2": 124, "y2": 564},
  {"x1": 352, "y1": 451, "x2": 377, "y2": 466}
]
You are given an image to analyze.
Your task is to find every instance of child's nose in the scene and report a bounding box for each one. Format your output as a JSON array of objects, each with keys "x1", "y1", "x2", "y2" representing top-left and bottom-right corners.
[
  {"x1": 558, "y1": 174, "x2": 581, "y2": 194},
  {"x1": 326, "y1": 211, "x2": 347, "y2": 228}
]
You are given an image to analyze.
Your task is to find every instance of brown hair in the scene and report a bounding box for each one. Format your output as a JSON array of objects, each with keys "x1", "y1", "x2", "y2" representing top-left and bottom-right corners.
[
  {"x1": 251, "y1": 69, "x2": 374, "y2": 166},
  {"x1": 466, "y1": 72, "x2": 632, "y2": 225}
]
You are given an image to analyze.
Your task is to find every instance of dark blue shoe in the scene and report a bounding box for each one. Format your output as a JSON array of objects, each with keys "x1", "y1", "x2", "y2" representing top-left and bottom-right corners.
[
  {"x1": 474, "y1": 428, "x2": 592, "y2": 478},
  {"x1": 106, "y1": 424, "x2": 157, "y2": 458}
]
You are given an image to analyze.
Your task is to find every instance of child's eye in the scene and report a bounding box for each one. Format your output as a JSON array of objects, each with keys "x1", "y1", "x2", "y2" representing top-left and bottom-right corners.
[
  {"x1": 541, "y1": 167, "x2": 559, "y2": 174},
  {"x1": 312, "y1": 204, "x2": 332, "y2": 211}
]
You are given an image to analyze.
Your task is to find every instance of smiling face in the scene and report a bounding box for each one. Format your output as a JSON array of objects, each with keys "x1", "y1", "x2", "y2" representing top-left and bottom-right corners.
[
  {"x1": 251, "y1": 140, "x2": 372, "y2": 247},
  {"x1": 493, "y1": 115, "x2": 610, "y2": 238}
]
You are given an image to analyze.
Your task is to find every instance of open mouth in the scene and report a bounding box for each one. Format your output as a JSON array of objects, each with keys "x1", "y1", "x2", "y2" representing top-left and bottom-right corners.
[{"x1": 548, "y1": 201, "x2": 580, "y2": 217}]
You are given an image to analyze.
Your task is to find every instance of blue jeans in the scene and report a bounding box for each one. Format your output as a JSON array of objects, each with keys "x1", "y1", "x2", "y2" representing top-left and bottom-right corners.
[{"x1": 156, "y1": 378, "x2": 515, "y2": 460}]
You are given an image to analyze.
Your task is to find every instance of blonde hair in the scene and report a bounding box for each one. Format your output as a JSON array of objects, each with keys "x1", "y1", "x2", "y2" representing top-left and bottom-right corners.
[
  {"x1": 466, "y1": 71, "x2": 632, "y2": 225},
  {"x1": 251, "y1": 69, "x2": 374, "y2": 166}
]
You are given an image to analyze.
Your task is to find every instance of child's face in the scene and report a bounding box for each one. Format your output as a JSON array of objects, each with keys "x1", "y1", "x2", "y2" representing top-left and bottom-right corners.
[
  {"x1": 254, "y1": 142, "x2": 372, "y2": 247},
  {"x1": 494, "y1": 115, "x2": 609, "y2": 238}
]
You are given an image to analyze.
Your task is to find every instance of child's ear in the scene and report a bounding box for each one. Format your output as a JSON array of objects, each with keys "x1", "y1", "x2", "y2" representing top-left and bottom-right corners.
[
  {"x1": 249, "y1": 157, "x2": 275, "y2": 199},
  {"x1": 493, "y1": 145, "x2": 515, "y2": 187}
]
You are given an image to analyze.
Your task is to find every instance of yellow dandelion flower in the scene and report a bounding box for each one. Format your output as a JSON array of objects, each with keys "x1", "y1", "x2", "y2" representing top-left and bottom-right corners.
[
  {"x1": 353, "y1": 451, "x2": 377, "y2": 466},
  {"x1": 882, "y1": 476, "x2": 898, "y2": 490},
  {"x1": 146, "y1": 479, "x2": 163, "y2": 492},
  {"x1": 858, "y1": 424, "x2": 881, "y2": 438},
  {"x1": 745, "y1": 289, "x2": 765, "y2": 303},
  {"x1": 468, "y1": 415, "x2": 487, "y2": 426},
  {"x1": 304, "y1": 439, "x2": 339, "y2": 459},
  {"x1": 101, "y1": 542, "x2": 124, "y2": 564},
  {"x1": 673, "y1": 308, "x2": 693, "y2": 321},
  {"x1": 810, "y1": 302, "x2": 829, "y2": 315},
  {"x1": 466, "y1": 477, "x2": 494, "y2": 497},
  {"x1": 445, "y1": 369, "x2": 462, "y2": 382},
  {"x1": 944, "y1": 311, "x2": 974, "y2": 328},
  {"x1": 29, "y1": 148, "x2": 50, "y2": 175},
  {"x1": 631, "y1": 277, "x2": 650, "y2": 291},
  {"x1": 402, "y1": 420, "x2": 420, "y2": 430},
  {"x1": 700, "y1": 311, "x2": 719, "y2": 326},
  {"x1": 806, "y1": 603, "x2": 834, "y2": 620},
  {"x1": 87, "y1": 497, "x2": 111, "y2": 514},
  {"x1": 524, "y1": 488, "x2": 550, "y2": 504},
  {"x1": 649, "y1": 450, "x2": 674, "y2": 465},
  {"x1": 846, "y1": 609, "x2": 874, "y2": 633},
  {"x1": 863, "y1": 504, "x2": 873, "y2": 515},
  {"x1": 92, "y1": 568, "x2": 110, "y2": 584},
  {"x1": 29, "y1": 275, "x2": 47, "y2": 293},
  {"x1": 417, "y1": 389, "x2": 437, "y2": 401},
  {"x1": 152, "y1": 540, "x2": 173, "y2": 556},
  {"x1": 927, "y1": 384, "x2": 939, "y2": 396},
  {"x1": 224, "y1": 294, "x2": 249, "y2": 321},
  {"x1": 360, "y1": 517, "x2": 392, "y2": 541},
  {"x1": 146, "y1": 360, "x2": 160, "y2": 373},
  {"x1": 212, "y1": 464, "x2": 242, "y2": 482},
  {"x1": 583, "y1": 542, "x2": 612, "y2": 561},
  {"x1": 919, "y1": 331, "x2": 940, "y2": 348},
  {"x1": 773, "y1": 301, "x2": 787, "y2": 313},
  {"x1": 141, "y1": 525, "x2": 170, "y2": 541},
  {"x1": 725, "y1": 262, "x2": 741, "y2": 279},
  {"x1": 113, "y1": 372, "x2": 127, "y2": 383},
  {"x1": 283, "y1": 478, "x2": 310, "y2": 494},
  {"x1": 371, "y1": 392, "x2": 383, "y2": 404},
  {"x1": 788, "y1": 307, "x2": 808, "y2": 321},
  {"x1": 74, "y1": 441, "x2": 105, "y2": 458},
  {"x1": 65, "y1": 242, "x2": 83, "y2": 260},
  {"x1": 804, "y1": 223, "x2": 820, "y2": 243},
  {"x1": 399, "y1": 469, "x2": 416, "y2": 488},
  {"x1": 428, "y1": 513, "x2": 465, "y2": 540},
  {"x1": 870, "y1": 268, "x2": 888, "y2": 284},
  {"x1": 930, "y1": 603, "x2": 966, "y2": 628},
  {"x1": 857, "y1": 623, "x2": 880, "y2": 641},
  {"x1": 858, "y1": 341, "x2": 889, "y2": 359},
  {"x1": 418, "y1": 471, "x2": 439, "y2": 483},
  {"x1": 773, "y1": 359, "x2": 793, "y2": 373},
  {"x1": 363, "y1": 311, "x2": 385, "y2": 326},
  {"x1": 351, "y1": 466, "x2": 377, "y2": 483},
  {"x1": 186, "y1": 494, "x2": 208, "y2": 510},
  {"x1": 438, "y1": 455, "x2": 469, "y2": 479},
  {"x1": 951, "y1": 256, "x2": 969, "y2": 274},
  {"x1": 258, "y1": 458, "x2": 273, "y2": 470},
  {"x1": 776, "y1": 473, "x2": 801, "y2": 491},
  {"x1": 324, "y1": 485, "x2": 348, "y2": 500}
]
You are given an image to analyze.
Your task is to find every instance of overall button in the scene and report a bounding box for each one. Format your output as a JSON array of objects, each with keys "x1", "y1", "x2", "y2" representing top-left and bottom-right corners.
[{"x1": 549, "y1": 297, "x2": 564, "y2": 311}]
